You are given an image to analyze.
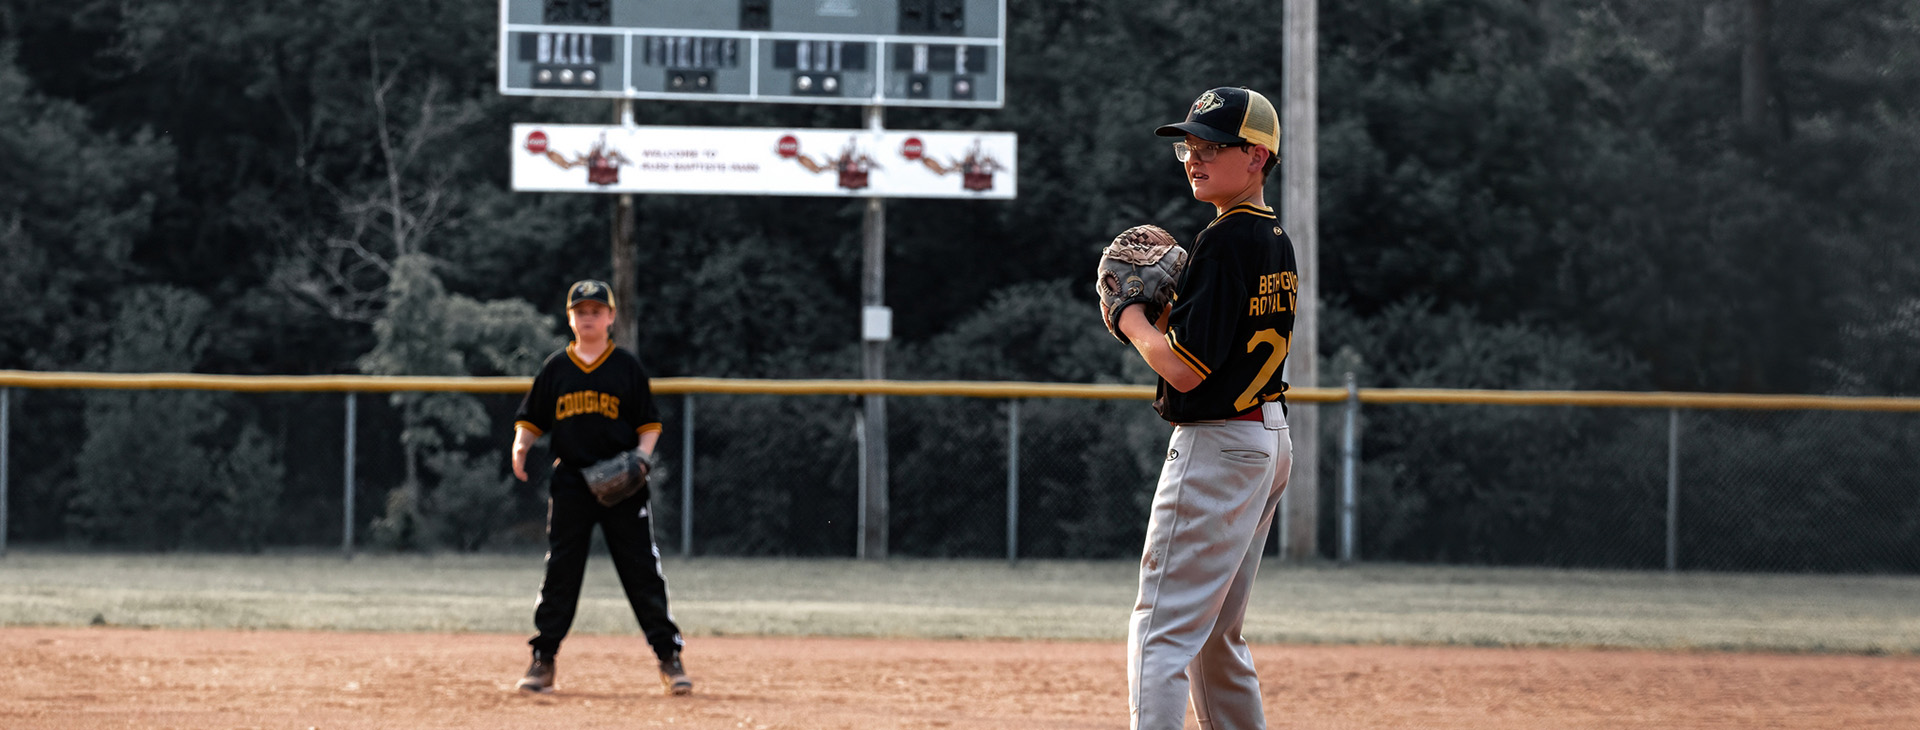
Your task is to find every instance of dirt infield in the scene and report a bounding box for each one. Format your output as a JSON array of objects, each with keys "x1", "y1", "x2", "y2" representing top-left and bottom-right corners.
[{"x1": 6, "y1": 627, "x2": 1918, "y2": 729}]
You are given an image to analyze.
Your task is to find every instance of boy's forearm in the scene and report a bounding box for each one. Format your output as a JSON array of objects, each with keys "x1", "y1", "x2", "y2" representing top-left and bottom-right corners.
[
  {"x1": 1120, "y1": 306, "x2": 1203, "y2": 392},
  {"x1": 638, "y1": 429, "x2": 660, "y2": 457}
]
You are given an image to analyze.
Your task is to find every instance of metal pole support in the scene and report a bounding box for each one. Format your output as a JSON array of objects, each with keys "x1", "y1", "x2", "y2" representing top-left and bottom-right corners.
[
  {"x1": 1667, "y1": 408, "x2": 1680, "y2": 572},
  {"x1": 681, "y1": 393, "x2": 695, "y2": 557},
  {"x1": 1339, "y1": 373, "x2": 1360, "y2": 563},
  {"x1": 343, "y1": 392, "x2": 357, "y2": 560},
  {"x1": 1006, "y1": 399, "x2": 1020, "y2": 566}
]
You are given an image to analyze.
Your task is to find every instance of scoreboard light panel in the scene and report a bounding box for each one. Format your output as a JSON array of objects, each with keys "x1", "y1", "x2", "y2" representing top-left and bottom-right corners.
[{"x1": 500, "y1": 0, "x2": 1005, "y2": 108}]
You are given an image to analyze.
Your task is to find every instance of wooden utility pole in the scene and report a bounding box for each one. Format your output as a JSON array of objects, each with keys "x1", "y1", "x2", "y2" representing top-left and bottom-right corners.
[
  {"x1": 611, "y1": 100, "x2": 640, "y2": 347},
  {"x1": 858, "y1": 105, "x2": 890, "y2": 560},
  {"x1": 1282, "y1": 0, "x2": 1321, "y2": 562}
]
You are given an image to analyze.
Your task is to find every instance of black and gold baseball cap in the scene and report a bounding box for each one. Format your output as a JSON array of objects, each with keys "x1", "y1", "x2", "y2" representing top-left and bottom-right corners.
[
  {"x1": 566, "y1": 279, "x2": 615, "y2": 309},
  {"x1": 1154, "y1": 87, "x2": 1280, "y2": 156}
]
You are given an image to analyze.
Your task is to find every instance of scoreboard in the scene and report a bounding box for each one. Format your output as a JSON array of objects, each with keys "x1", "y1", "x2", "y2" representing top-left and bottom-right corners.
[{"x1": 499, "y1": 0, "x2": 1005, "y2": 108}]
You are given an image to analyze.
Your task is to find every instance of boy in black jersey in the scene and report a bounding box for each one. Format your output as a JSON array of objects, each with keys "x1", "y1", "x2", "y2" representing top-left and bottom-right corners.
[
  {"x1": 508, "y1": 279, "x2": 691, "y2": 696},
  {"x1": 1111, "y1": 88, "x2": 1299, "y2": 729}
]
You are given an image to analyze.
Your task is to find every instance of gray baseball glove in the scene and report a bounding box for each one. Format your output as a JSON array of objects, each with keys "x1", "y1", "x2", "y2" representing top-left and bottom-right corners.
[
  {"x1": 581, "y1": 450, "x2": 657, "y2": 507},
  {"x1": 1095, "y1": 224, "x2": 1189, "y2": 344}
]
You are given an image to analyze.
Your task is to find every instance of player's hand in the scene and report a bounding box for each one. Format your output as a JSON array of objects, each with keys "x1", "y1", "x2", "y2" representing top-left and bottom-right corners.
[{"x1": 512, "y1": 447, "x2": 529, "y2": 482}]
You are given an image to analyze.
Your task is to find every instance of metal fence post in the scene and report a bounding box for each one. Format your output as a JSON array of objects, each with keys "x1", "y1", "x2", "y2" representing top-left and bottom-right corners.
[
  {"x1": 1, "y1": 387, "x2": 9, "y2": 558},
  {"x1": 1339, "y1": 373, "x2": 1359, "y2": 563},
  {"x1": 1006, "y1": 398, "x2": 1020, "y2": 566},
  {"x1": 343, "y1": 392, "x2": 357, "y2": 560},
  {"x1": 1667, "y1": 408, "x2": 1680, "y2": 572},
  {"x1": 681, "y1": 393, "x2": 694, "y2": 558}
]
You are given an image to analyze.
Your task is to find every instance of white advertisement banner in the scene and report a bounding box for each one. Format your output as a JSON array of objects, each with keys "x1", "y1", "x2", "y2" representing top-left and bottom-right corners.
[{"x1": 511, "y1": 124, "x2": 1017, "y2": 199}]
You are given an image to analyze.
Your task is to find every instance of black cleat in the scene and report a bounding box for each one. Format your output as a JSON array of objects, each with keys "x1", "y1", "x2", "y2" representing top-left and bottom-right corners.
[
  {"x1": 659, "y1": 652, "x2": 693, "y2": 696},
  {"x1": 516, "y1": 651, "x2": 555, "y2": 694}
]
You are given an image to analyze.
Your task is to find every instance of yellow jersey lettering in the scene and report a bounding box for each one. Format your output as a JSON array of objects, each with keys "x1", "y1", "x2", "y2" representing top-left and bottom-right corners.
[
  {"x1": 554, "y1": 391, "x2": 621, "y2": 422},
  {"x1": 1247, "y1": 270, "x2": 1300, "y2": 316}
]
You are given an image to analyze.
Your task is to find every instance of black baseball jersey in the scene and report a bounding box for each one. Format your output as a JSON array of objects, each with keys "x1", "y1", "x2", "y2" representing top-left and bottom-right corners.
[
  {"x1": 1154, "y1": 203, "x2": 1300, "y2": 422},
  {"x1": 514, "y1": 344, "x2": 663, "y2": 469}
]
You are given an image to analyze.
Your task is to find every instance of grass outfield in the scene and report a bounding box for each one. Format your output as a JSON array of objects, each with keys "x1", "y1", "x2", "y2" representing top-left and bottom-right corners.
[{"x1": 1, "y1": 550, "x2": 1916, "y2": 654}]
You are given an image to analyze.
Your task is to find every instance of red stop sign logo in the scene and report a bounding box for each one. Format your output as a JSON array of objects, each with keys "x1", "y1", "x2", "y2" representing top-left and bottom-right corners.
[
  {"x1": 901, "y1": 137, "x2": 924, "y2": 160},
  {"x1": 776, "y1": 135, "x2": 800, "y2": 159},
  {"x1": 526, "y1": 131, "x2": 549, "y2": 154}
]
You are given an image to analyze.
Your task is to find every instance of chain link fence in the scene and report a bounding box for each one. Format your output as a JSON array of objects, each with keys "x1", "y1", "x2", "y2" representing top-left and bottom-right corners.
[
  {"x1": 1324, "y1": 403, "x2": 1670, "y2": 569},
  {"x1": 2, "y1": 375, "x2": 1916, "y2": 574},
  {"x1": 1677, "y1": 409, "x2": 1920, "y2": 572},
  {"x1": 1318, "y1": 396, "x2": 1920, "y2": 573}
]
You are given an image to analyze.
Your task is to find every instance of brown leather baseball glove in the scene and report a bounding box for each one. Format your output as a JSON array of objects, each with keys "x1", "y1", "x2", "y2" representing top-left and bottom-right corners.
[
  {"x1": 1095, "y1": 224, "x2": 1189, "y2": 344},
  {"x1": 581, "y1": 450, "x2": 656, "y2": 507}
]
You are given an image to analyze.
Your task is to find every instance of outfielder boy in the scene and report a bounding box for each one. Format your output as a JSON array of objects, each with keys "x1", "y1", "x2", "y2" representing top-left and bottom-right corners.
[
  {"x1": 1100, "y1": 87, "x2": 1299, "y2": 729},
  {"x1": 508, "y1": 279, "x2": 692, "y2": 696}
]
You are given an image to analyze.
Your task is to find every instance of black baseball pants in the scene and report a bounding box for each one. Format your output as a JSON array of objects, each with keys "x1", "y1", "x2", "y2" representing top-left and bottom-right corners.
[{"x1": 528, "y1": 466, "x2": 684, "y2": 661}]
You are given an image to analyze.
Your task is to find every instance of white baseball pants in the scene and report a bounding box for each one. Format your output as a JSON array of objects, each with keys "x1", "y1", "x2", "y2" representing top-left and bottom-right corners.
[{"x1": 1128, "y1": 415, "x2": 1292, "y2": 730}]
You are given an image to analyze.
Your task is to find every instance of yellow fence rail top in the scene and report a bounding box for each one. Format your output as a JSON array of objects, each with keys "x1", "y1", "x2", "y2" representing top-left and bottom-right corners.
[{"x1": 2, "y1": 370, "x2": 1918, "y2": 411}]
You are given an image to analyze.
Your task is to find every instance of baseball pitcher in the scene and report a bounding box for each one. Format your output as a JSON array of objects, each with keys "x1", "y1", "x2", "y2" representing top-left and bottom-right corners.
[{"x1": 1097, "y1": 86, "x2": 1299, "y2": 729}]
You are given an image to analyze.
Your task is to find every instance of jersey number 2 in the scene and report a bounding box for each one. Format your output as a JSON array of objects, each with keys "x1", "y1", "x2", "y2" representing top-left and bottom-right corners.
[{"x1": 1233, "y1": 329, "x2": 1290, "y2": 411}]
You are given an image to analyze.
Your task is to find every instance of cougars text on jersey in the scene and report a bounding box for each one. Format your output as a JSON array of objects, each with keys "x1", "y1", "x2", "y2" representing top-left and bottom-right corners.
[{"x1": 556, "y1": 390, "x2": 620, "y2": 421}]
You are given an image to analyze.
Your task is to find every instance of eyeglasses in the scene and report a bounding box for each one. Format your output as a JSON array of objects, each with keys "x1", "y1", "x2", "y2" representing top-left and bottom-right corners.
[{"x1": 1172, "y1": 141, "x2": 1249, "y2": 163}]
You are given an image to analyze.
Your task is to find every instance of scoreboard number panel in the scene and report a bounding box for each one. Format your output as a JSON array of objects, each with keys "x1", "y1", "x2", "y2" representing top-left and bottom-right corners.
[{"x1": 500, "y1": 0, "x2": 1005, "y2": 107}]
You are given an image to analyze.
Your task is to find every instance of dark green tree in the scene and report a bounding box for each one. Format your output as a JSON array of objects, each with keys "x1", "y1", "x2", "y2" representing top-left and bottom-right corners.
[
  {"x1": 0, "y1": 41, "x2": 173, "y2": 369},
  {"x1": 358, "y1": 256, "x2": 557, "y2": 551},
  {"x1": 70, "y1": 286, "x2": 287, "y2": 550}
]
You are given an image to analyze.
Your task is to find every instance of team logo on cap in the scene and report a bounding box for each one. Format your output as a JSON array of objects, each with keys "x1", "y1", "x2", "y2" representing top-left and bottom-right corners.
[
  {"x1": 1192, "y1": 91, "x2": 1224, "y2": 115},
  {"x1": 576, "y1": 282, "x2": 600, "y2": 297}
]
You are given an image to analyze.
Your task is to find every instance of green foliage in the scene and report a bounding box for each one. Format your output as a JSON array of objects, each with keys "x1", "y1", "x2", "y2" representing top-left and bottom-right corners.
[
  {"x1": 1322, "y1": 298, "x2": 1664, "y2": 565},
  {"x1": 217, "y1": 423, "x2": 286, "y2": 553},
  {"x1": 69, "y1": 287, "x2": 221, "y2": 548},
  {"x1": 1324, "y1": 297, "x2": 1644, "y2": 390},
  {"x1": 358, "y1": 256, "x2": 557, "y2": 378},
  {"x1": 1647, "y1": 407, "x2": 1920, "y2": 573},
  {"x1": 366, "y1": 486, "x2": 434, "y2": 552},
  {"x1": 680, "y1": 395, "x2": 859, "y2": 556},
  {"x1": 360, "y1": 255, "x2": 559, "y2": 551},
  {"x1": 639, "y1": 224, "x2": 864, "y2": 377},
  {"x1": 1316, "y1": 0, "x2": 1920, "y2": 393},
  {"x1": 0, "y1": 42, "x2": 174, "y2": 369},
  {"x1": 422, "y1": 449, "x2": 518, "y2": 553},
  {"x1": 1828, "y1": 299, "x2": 1920, "y2": 396},
  {"x1": 890, "y1": 281, "x2": 1166, "y2": 557},
  {"x1": 12, "y1": 0, "x2": 1912, "y2": 393},
  {"x1": 911, "y1": 280, "x2": 1134, "y2": 384},
  {"x1": 69, "y1": 287, "x2": 291, "y2": 551}
]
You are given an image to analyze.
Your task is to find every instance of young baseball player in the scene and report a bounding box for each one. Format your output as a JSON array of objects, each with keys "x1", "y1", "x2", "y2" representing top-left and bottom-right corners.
[
  {"x1": 1114, "y1": 87, "x2": 1299, "y2": 729},
  {"x1": 508, "y1": 279, "x2": 692, "y2": 696}
]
